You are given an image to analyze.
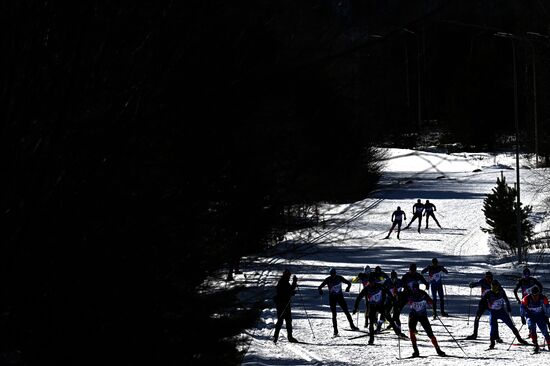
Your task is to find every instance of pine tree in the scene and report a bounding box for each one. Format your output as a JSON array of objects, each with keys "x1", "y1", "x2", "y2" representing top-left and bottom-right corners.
[{"x1": 482, "y1": 174, "x2": 533, "y2": 254}]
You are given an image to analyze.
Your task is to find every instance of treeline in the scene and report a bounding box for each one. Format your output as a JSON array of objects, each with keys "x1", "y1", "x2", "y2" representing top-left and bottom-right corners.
[{"x1": 0, "y1": 2, "x2": 385, "y2": 365}]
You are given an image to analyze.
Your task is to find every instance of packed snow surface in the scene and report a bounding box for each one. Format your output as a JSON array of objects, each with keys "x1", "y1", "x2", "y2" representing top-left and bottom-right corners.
[{"x1": 237, "y1": 149, "x2": 549, "y2": 365}]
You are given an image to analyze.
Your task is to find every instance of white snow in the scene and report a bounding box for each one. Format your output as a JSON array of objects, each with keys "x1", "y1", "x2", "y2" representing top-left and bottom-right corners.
[{"x1": 236, "y1": 148, "x2": 550, "y2": 365}]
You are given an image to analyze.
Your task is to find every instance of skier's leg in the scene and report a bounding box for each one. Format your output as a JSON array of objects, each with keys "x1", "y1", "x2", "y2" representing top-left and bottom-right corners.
[
  {"x1": 437, "y1": 285, "x2": 446, "y2": 315},
  {"x1": 386, "y1": 222, "x2": 396, "y2": 238},
  {"x1": 368, "y1": 308, "x2": 377, "y2": 344},
  {"x1": 489, "y1": 311, "x2": 498, "y2": 342},
  {"x1": 431, "y1": 284, "x2": 438, "y2": 317},
  {"x1": 501, "y1": 311, "x2": 527, "y2": 344},
  {"x1": 364, "y1": 301, "x2": 369, "y2": 328},
  {"x1": 396, "y1": 221, "x2": 402, "y2": 239},
  {"x1": 285, "y1": 307, "x2": 293, "y2": 339},
  {"x1": 409, "y1": 316, "x2": 420, "y2": 356},
  {"x1": 273, "y1": 303, "x2": 285, "y2": 342},
  {"x1": 425, "y1": 214, "x2": 430, "y2": 228},
  {"x1": 433, "y1": 213, "x2": 441, "y2": 228},
  {"x1": 405, "y1": 215, "x2": 416, "y2": 229},
  {"x1": 337, "y1": 294, "x2": 356, "y2": 328},
  {"x1": 329, "y1": 295, "x2": 338, "y2": 334}
]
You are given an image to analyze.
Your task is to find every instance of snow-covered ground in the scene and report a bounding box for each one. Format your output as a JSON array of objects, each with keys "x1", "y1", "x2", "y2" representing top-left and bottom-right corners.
[{"x1": 237, "y1": 149, "x2": 550, "y2": 365}]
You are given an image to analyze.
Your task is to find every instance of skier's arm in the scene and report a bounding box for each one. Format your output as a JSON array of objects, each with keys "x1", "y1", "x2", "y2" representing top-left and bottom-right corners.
[
  {"x1": 353, "y1": 289, "x2": 366, "y2": 312},
  {"x1": 441, "y1": 266, "x2": 449, "y2": 274},
  {"x1": 513, "y1": 282, "x2": 521, "y2": 302},
  {"x1": 420, "y1": 266, "x2": 429, "y2": 274},
  {"x1": 341, "y1": 276, "x2": 352, "y2": 292},
  {"x1": 418, "y1": 273, "x2": 429, "y2": 288},
  {"x1": 318, "y1": 278, "x2": 328, "y2": 294},
  {"x1": 391, "y1": 212, "x2": 395, "y2": 222}
]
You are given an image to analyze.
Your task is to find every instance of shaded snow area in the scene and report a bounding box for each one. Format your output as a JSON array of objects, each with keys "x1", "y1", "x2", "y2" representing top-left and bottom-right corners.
[{"x1": 234, "y1": 149, "x2": 550, "y2": 366}]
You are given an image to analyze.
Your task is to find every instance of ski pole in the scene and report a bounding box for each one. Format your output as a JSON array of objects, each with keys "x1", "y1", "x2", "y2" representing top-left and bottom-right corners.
[
  {"x1": 507, "y1": 323, "x2": 524, "y2": 351},
  {"x1": 436, "y1": 315, "x2": 468, "y2": 356},
  {"x1": 467, "y1": 287, "x2": 472, "y2": 325},
  {"x1": 297, "y1": 285, "x2": 316, "y2": 339}
]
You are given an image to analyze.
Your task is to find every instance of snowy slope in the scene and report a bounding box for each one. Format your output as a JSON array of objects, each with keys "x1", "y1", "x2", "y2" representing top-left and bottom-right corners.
[{"x1": 238, "y1": 149, "x2": 550, "y2": 366}]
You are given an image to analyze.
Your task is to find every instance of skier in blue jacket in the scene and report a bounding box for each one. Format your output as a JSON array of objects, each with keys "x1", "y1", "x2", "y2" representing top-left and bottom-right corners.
[
  {"x1": 385, "y1": 270, "x2": 404, "y2": 328},
  {"x1": 466, "y1": 271, "x2": 500, "y2": 340},
  {"x1": 318, "y1": 268, "x2": 359, "y2": 336},
  {"x1": 520, "y1": 285, "x2": 550, "y2": 353},
  {"x1": 482, "y1": 280, "x2": 528, "y2": 349},
  {"x1": 406, "y1": 282, "x2": 446, "y2": 357},
  {"x1": 353, "y1": 273, "x2": 407, "y2": 345},
  {"x1": 421, "y1": 258, "x2": 449, "y2": 318}
]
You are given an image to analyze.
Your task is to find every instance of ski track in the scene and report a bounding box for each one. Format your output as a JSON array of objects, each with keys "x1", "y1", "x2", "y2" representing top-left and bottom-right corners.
[{"x1": 238, "y1": 152, "x2": 548, "y2": 366}]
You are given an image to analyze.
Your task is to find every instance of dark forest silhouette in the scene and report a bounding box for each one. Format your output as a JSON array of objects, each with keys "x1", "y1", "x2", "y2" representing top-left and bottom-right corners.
[{"x1": 2, "y1": 1, "x2": 550, "y2": 365}]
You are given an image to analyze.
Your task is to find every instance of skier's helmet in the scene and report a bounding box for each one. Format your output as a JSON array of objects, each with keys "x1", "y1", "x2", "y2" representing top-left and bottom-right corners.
[
  {"x1": 391, "y1": 270, "x2": 397, "y2": 279},
  {"x1": 432, "y1": 258, "x2": 438, "y2": 265},
  {"x1": 375, "y1": 266, "x2": 382, "y2": 273},
  {"x1": 364, "y1": 265, "x2": 371, "y2": 274},
  {"x1": 426, "y1": 200, "x2": 430, "y2": 204},
  {"x1": 409, "y1": 263, "x2": 417, "y2": 271},
  {"x1": 397, "y1": 206, "x2": 401, "y2": 210},
  {"x1": 531, "y1": 285, "x2": 540, "y2": 295},
  {"x1": 523, "y1": 267, "x2": 531, "y2": 278},
  {"x1": 329, "y1": 268, "x2": 336, "y2": 276},
  {"x1": 417, "y1": 199, "x2": 421, "y2": 203},
  {"x1": 283, "y1": 269, "x2": 291, "y2": 276},
  {"x1": 485, "y1": 271, "x2": 493, "y2": 279}
]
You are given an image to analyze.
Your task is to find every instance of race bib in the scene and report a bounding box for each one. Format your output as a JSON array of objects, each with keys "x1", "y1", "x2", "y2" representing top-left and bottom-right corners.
[
  {"x1": 330, "y1": 283, "x2": 342, "y2": 294},
  {"x1": 491, "y1": 298, "x2": 505, "y2": 310},
  {"x1": 431, "y1": 272, "x2": 442, "y2": 283},
  {"x1": 411, "y1": 300, "x2": 427, "y2": 312},
  {"x1": 530, "y1": 306, "x2": 543, "y2": 313},
  {"x1": 368, "y1": 291, "x2": 382, "y2": 304}
]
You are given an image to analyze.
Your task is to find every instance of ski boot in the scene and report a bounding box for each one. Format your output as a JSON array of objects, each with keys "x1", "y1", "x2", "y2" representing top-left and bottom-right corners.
[
  {"x1": 288, "y1": 336, "x2": 299, "y2": 343},
  {"x1": 436, "y1": 348, "x2": 446, "y2": 356},
  {"x1": 489, "y1": 339, "x2": 495, "y2": 349},
  {"x1": 465, "y1": 333, "x2": 477, "y2": 340}
]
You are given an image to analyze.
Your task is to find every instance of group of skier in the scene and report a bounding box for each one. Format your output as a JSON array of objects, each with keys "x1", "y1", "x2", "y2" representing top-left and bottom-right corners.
[
  {"x1": 385, "y1": 199, "x2": 441, "y2": 239},
  {"x1": 273, "y1": 262, "x2": 550, "y2": 357}
]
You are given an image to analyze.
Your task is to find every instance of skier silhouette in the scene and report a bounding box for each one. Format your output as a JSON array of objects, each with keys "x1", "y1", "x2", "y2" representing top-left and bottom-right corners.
[
  {"x1": 385, "y1": 206, "x2": 406, "y2": 239},
  {"x1": 404, "y1": 199, "x2": 424, "y2": 233},
  {"x1": 423, "y1": 200, "x2": 442, "y2": 229}
]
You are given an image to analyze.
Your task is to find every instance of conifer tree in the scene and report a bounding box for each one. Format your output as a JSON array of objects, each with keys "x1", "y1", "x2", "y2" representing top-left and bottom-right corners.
[{"x1": 482, "y1": 174, "x2": 533, "y2": 254}]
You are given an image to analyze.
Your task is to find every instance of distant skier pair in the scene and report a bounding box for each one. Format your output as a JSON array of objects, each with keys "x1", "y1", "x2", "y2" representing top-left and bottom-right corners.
[{"x1": 385, "y1": 199, "x2": 441, "y2": 239}]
